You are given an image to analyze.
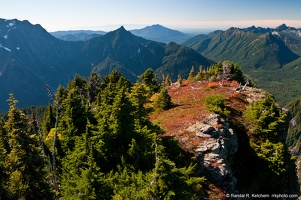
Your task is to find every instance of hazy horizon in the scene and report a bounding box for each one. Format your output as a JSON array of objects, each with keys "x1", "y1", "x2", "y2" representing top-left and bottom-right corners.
[{"x1": 1, "y1": 0, "x2": 301, "y2": 32}]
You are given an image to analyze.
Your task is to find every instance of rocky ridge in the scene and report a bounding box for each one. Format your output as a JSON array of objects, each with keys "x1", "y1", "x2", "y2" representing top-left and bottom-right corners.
[
  {"x1": 187, "y1": 113, "x2": 238, "y2": 193},
  {"x1": 151, "y1": 77, "x2": 300, "y2": 198}
]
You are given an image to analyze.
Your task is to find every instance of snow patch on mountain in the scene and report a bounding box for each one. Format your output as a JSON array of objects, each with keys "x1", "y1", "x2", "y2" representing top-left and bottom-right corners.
[
  {"x1": 272, "y1": 31, "x2": 280, "y2": 36},
  {"x1": 0, "y1": 44, "x2": 11, "y2": 52}
]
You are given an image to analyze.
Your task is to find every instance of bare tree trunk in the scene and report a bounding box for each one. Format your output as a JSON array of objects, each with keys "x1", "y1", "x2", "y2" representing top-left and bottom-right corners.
[{"x1": 45, "y1": 85, "x2": 60, "y2": 195}]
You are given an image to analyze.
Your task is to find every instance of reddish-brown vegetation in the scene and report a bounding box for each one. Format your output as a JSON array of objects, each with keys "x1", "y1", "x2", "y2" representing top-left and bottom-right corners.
[{"x1": 150, "y1": 80, "x2": 246, "y2": 152}]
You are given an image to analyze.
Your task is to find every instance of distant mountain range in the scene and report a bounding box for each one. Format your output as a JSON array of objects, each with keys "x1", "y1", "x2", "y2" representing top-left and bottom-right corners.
[
  {"x1": 51, "y1": 30, "x2": 107, "y2": 41},
  {"x1": 130, "y1": 24, "x2": 193, "y2": 43},
  {"x1": 183, "y1": 24, "x2": 301, "y2": 105},
  {"x1": 0, "y1": 18, "x2": 213, "y2": 111},
  {"x1": 183, "y1": 24, "x2": 300, "y2": 71},
  {"x1": 2, "y1": 18, "x2": 301, "y2": 110},
  {"x1": 51, "y1": 24, "x2": 193, "y2": 43}
]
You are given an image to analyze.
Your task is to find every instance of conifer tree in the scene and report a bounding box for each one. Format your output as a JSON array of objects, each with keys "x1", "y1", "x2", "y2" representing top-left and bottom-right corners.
[
  {"x1": 4, "y1": 94, "x2": 53, "y2": 199},
  {"x1": 42, "y1": 105, "x2": 56, "y2": 137},
  {"x1": 87, "y1": 72, "x2": 102, "y2": 105},
  {"x1": 60, "y1": 126, "x2": 104, "y2": 200},
  {"x1": 128, "y1": 82, "x2": 151, "y2": 123},
  {"x1": 156, "y1": 86, "x2": 172, "y2": 110},
  {"x1": 99, "y1": 70, "x2": 132, "y2": 106},
  {"x1": 139, "y1": 68, "x2": 160, "y2": 94},
  {"x1": 0, "y1": 120, "x2": 9, "y2": 199},
  {"x1": 93, "y1": 86, "x2": 138, "y2": 171},
  {"x1": 165, "y1": 74, "x2": 172, "y2": 86},
  {"x1": 177, "y1": 74, "x2": 183, "y2": 87},
  {"x1": 188, "y1": 66, "x2": 195, "y2": 81},
  {"x1": 58, "y1": 86, "x2": 87, "y2": 151},
  {"x1": 147, "y1": 153, "x2": 205, "y2": 199}
]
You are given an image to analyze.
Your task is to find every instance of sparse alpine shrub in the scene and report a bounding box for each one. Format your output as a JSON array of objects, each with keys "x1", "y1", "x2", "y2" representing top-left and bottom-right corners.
[{"x1": 205, "y1": 94, "x2": 225, "y2": 114}]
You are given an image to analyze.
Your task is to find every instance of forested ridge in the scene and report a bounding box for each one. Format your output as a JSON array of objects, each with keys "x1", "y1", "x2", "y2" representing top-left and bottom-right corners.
[
  {"x1": 0, "y1": 69, "x2": 205, "y2": 199},
  {"x1": 0, "y1": 62, "x2": 299, "y2": 199}
]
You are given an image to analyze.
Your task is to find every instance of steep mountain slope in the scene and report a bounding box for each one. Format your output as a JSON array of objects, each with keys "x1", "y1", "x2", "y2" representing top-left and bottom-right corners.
[
  {"x1": 274, "y1": 24, "x2": 301, "y2": 56},
  {"x1": 130, "y1": 24, "x2": 192, "y2": 43},
  {"x1": 285, "y1": 96, "x2": 301, "y2": 188},
  {"x1": 181, "y1": 30, "x2": 223, "y2": 49},
  {"x1": 0, "y1": 19, "x2": 213, "y2": 111},
  {"x1": 79, "y1": 26, "x2": 161, "y2": 81},
  {"x1": 184, "y1": 25, "x2": 301, "y2": 105},
  {"x1": 0, "y1": 18, "x2": 83, "y2": 110},
  {"x1": 186, "y1": 27, "x2": 299, "y2": 71},
  {"x1": 151, "y1": 78, "x2": 299, "y2": 197},
  {"x1": 158, "y1": 42, "x2": 214, "y2": 80},
  {"x1": 240, "y1": 24, "x2": 301, "y2": 56},
  {"x1": 81, "y1": 26, "x2": 214, "y2": 82}
]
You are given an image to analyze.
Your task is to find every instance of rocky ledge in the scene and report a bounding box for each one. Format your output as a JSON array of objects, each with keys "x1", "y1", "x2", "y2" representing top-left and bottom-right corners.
[{"x1": 187, "y1": 113, "x2": 238, "y2": 192}]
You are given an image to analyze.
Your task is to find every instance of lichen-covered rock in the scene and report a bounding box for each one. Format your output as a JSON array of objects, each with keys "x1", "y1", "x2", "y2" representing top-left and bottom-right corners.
[{"x1": 188, "y1": 113, "x2": 238, "y2": 192}]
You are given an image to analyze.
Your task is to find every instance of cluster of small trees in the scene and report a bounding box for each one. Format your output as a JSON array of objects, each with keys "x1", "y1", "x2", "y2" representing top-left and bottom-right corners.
[
  {"x1": 245, "y1": 94, "x2": 298, "y2": 192},
  {"x1": 187, "y1": 61, "x2": 246, "y2": 84},
  {"x1": 0, "y1": 69, "x2": 204, "y2": 199},
  {"x1": 0, "y1": 95, "x2": 54, "y2": 199}
]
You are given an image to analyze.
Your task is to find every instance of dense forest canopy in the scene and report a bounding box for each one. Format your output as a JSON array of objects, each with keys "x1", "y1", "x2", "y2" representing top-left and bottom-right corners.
[{"x1": 0, "y1": 70, "x2": 205, "y2": 199}]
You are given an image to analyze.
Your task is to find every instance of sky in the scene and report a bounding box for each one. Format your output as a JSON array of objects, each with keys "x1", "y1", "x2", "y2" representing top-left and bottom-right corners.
[{"x1": 0, "y1": 0, "x2": 301, "y2": 32}]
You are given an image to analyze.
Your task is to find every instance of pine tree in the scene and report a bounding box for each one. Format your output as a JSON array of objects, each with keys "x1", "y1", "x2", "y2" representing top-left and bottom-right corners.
[
  {"x1": 139, "y1": 68, "x2": 160, "y2": 94},
  {"x1": 156, "y1": 86, "x2": 172, "y2": 110},
  {"x1": 148, "y1": 155, "x2": 205, "y2": 199},
  {"x1": 58, "y1": 86, "x2": 87, "y2": 151},
  {"x1": 165, "y1": 74, "x2": 172, "y2": 86},
  {"x1": 4, "y1": 94, "x2": 53, "y2": 199},
  {"x1": 98, "y1": 70, "x2": 132, "y2": 106},
  {"x1": 93, "y1": 86, "x2": 138, "y2": 171},
  {"x1": 87, "y1": 72, "x2": 101, "y2": 105},
  {"x1": 42, "y1": 105, "x2": 56, "y2": 139},
  {"x1": 177, "y1": 74, "x2": 183, "y2": 87},
  {"x1": 188, "y1": 66, "x2": 195, "y2": 81},
  {"x1": 0, "y1": 119, "x2": 9, "y2": 199},
  {"x1": 60, "y1": 126, "x2": 104, "y2": 200}
]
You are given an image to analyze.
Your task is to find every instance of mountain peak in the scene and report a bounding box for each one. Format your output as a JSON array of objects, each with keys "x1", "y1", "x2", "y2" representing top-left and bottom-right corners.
[
  {"x1": 276, "y1": 24, "x2": 288, "y2": 31},
  {"x1": 107, "y1": 26, "x2": 132, "y2": 39},
  {"x1": 118, "y1": 25, "x2": 126, "y2": 31},
  {"x1": 149, "y1": 24, "x2": 167, "y2": 29},
  {"x1": 130, "y1": 24, "x2": 190, "y2": 43}
]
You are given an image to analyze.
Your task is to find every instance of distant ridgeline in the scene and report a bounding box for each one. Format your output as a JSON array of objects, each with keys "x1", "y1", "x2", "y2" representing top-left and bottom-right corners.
[
  {"x1": 0, "y1": 63, "x2": 300, "y2": 198},
  {"x1": 0, "y1": 18, "x2": 213, "y2": 112},
  {"x1": 183, "y1": 24, "x2": 301, "y2": 106},
  {"x1": 1, "y1": 18, "x2": 301, "y2": 110}
]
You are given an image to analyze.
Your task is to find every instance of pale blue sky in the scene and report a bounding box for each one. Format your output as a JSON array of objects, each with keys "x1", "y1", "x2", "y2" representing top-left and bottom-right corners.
[{"x1": 0, "y1": 0, "x2": 300, "y2": 31}]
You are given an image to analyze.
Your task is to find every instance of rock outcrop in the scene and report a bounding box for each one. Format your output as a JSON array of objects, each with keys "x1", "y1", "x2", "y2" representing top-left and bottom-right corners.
[{"x1": 187, "y1": 113, "x2": 238, "y2": 192}]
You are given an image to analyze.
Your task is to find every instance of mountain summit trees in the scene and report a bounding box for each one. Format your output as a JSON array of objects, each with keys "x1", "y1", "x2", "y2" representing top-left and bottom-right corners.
[
  {"x1": 2, "y1": 94, "x2": 53, "y2": 199},
  {"x1": 54, "y1": 71, "x2": 205, "y2": 199}
]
